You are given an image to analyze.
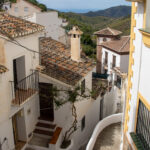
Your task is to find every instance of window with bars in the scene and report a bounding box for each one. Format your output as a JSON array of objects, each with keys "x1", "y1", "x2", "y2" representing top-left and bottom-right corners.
[{"x1": 135, "y1": 99, "x2": 150, "y2": 150}]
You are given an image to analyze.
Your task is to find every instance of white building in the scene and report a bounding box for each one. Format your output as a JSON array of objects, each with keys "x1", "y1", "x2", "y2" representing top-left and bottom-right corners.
[
  {"x1": 37, "y1": 26, "x2": 111, "y2": 150},
  {"x1": 6, "y1": 0, "x2": 42, "y2": 17},
  {"x1": 0, "y1": 13, "x2": 44, "y2": 150},
  {"x1": 123, "y1": 0, "x2": 150, "y2": 150},
  {"x1": 24, "y1": 11, "x2": 69, "y2": 45},
  {"x1": 94, "y1": 28, "x2": 130, "y2": 114}
]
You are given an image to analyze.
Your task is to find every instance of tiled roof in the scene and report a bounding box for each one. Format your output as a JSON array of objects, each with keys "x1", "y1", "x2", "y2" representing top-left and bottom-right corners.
[
  {"x1": 0, "y1": 64, "x2": 8, "y2": 73},
  {"x1": 101, "y1": 36, "x2": 130, "y2": 54},
  {"x1": 94, "y1": 27, "x2": 122, "y2": 36},
  {"x1": 40, "y1": 37, "x2": 95, "y2": 86},
  {"x1": 0, "y1": 13, "x2": 44, "y2": 38}
]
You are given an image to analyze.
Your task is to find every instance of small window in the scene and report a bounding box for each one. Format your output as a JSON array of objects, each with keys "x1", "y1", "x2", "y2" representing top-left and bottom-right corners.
[
  {"x1": 103, "y1": 37, "x2": 107, "y2": 42},
  {"x1": 81, "y1": 79, "x2": 85, "y2": 95},
  {"x1": 81, "y1": 116, "x2": 85, "y2": 131},
  {"x1": 112, "y1": 55, "x2": 116, "y2": 68},
  {"x1": 105, "y1": 52, "x2": 108, "y2": 65},
  {"x1": 24, "y1": 7, "x2": 28, "y2": 12},
  {"x1": 73, "y1": 34, "x2": 76, "y2": 38},
  {"x1": 14, "y1": 7, "x2": 18, "y2": 12},
  {"x1": 131, "y1": 99, "x2": 150, "y2": 149}
]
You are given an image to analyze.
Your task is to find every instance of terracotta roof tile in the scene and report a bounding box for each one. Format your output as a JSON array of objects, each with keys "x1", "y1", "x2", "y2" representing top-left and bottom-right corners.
[
  {"x1": 0, "y1": 64, "x2": 8, "y2": 73},
  {"x1": 101, "y1": 36, "x2": 130, "y2": 54},
  {"x1": 40, "y1": 37, "x2": 95, "y2": 86},
  {"x1": 0, "y1": 13, "x2": 44, "y2": 38},
  {"x1": 94, "y1": 27, "x2": 122, "y2": 36}
]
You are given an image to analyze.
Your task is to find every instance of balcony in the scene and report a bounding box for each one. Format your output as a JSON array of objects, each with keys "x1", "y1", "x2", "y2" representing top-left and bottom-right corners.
[
  {"x1": 86, "y1": 113, "x2": 122, "y2": 150},
  {"x1": 10, "y1": 71, "x2": 39, "y2": 105}
]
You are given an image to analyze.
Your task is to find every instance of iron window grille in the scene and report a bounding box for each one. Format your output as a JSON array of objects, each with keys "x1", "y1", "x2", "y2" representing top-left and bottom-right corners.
[{"x1": 132, "y1": 99, "x2": 150, "y2": 150}]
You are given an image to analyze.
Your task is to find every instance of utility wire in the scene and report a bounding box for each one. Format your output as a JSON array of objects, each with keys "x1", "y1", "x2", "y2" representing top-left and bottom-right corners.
[{"x1": 0, "y1": 26, "x2": 42, "y2": 54}]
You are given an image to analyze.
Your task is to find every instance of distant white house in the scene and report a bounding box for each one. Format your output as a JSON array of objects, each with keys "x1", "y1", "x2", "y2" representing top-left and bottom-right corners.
[
  {"x1": 5, "y1": 0, "x2": 42, "y2": 17},
  {"x1": 24, "y1": 11, "x2": 69, "y2": 45},
  {"x1": 95, "y1": 27, "x2": 129, "y2": 83},
  {"x1": 94, "y1": 27, "x2": 130, "y2": 119}
]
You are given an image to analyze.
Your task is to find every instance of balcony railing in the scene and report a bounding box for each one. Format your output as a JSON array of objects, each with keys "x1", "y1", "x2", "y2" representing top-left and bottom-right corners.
[{"x1": 10, "y1": 71, "x2": 39, "y2": 105}]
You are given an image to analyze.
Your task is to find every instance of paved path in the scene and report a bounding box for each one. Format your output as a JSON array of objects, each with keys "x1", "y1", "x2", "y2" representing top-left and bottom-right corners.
[{"x1": 93, "y1": 123, "x2": 122, "y2": 150}]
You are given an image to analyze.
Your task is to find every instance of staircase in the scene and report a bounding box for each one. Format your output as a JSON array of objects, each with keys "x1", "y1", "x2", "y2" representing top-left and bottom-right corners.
[
  {"x1": 34, "y1": 117, "x2": 56, "y2": 139},
  {"x1": 26, "y1": 117, "x2": 56, "y2": 150}
]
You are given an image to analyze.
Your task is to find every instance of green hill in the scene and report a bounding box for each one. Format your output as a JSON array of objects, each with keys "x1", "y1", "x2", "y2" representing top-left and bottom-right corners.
[
  {"x1": 82, "y1": 5, "x2": 131, "y2": 18},
  {"x1": 59, "y1": 12, "x2": 131, "y2": 35},
  {"x1": 59, "y1": 7, "x2": 131, "y2": 58}
]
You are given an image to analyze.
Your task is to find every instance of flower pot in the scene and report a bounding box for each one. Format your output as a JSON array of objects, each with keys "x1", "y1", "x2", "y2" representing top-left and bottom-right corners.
[{"x1": 59, "y1": 140, "x2": 74, "y2": 150}]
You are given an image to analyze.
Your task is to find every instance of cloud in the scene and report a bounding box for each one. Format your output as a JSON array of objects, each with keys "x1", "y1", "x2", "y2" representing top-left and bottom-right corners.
[{"x1": 37, "y1": 0, "x2": 130, "y2": 10}]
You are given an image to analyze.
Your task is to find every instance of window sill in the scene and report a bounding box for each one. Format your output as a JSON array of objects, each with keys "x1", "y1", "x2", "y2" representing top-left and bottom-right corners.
[{"x1": 139, "y1": 28, "x2": 150, "y2": 48}]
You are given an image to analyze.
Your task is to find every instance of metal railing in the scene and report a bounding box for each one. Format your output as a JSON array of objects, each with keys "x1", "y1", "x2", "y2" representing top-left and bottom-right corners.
[
  {"x1": 136, "y1": 100, "x2": 150, "y2": 149},
  {"x1": 10, "y1": 71, "x2": 39, "y2": 105}
]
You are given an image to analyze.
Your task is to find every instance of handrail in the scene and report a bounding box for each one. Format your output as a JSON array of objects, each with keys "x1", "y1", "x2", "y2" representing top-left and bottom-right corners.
[
  {"x1": 86, "y1": 113, "x2": 123, "y2": 150},
  {"x1": 10, "y1": 71, "x2": 39, "y2": 105}
]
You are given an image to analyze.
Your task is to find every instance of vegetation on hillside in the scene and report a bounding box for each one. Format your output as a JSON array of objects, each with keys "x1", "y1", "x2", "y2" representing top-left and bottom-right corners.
[
  {"x1": 59, "y1": 11, "x2": 131, "y2": 58},
  {"x1": 82, "y1": 5, "x2": 131, "y2": 18}
]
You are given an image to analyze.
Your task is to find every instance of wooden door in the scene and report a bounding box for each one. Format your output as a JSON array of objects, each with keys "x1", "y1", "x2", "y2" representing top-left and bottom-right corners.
[{"x1": 39, "y1": 83, "x2": 54, "y2": 121}]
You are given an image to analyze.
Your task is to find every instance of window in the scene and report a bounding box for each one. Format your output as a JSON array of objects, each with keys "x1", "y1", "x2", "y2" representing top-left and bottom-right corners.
[
  {"x1": 81, "y1": 79, "x2": 85, "y2": 95},
  {"x1": 103, "y1": 37, "x2": 107, "y2": 42},
  {"x1": 112, "y1": 55, "x2": 116, "y2": 68},
  {"x1": 136, "y1": 100, "x2": 150, "y2": 149},
  {"x1": 81, "y1": 116, "x2": 85, "y2": 131},
  {"x1": 116, "y1": 75, "x2": 121, "y2": 89},
  {"x1": 131, "y1": 99, "x2": 150, "y2": 150},
  {"x1": 24, "y1": 7, "x2": 28, "y2": 12},
  {"x1": 14, "y1": 7, "x2": 18, "y2": 12},
  {"x1": 73, "y1": 34, "x2": 76, "y2": 38},
  {"x1": 105, "y1": 52, "x2": 108, "y2": 65}
]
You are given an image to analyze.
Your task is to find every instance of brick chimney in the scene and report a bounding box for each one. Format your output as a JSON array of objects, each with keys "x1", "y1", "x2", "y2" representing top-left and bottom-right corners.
[{"x1": 68, "y1": 26, "x2": 83, "y2": 62}]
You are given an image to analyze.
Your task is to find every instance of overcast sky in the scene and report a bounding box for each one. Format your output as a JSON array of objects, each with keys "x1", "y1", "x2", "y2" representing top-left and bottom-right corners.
[{"x1": 37, "y1": 0, "x2": 130, "y2": 11}]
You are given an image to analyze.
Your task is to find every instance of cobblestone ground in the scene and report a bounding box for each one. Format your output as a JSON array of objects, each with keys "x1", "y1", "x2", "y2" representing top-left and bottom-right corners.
[{"x1": 93, "y1": 123, "x2": 122, "y2": 150}]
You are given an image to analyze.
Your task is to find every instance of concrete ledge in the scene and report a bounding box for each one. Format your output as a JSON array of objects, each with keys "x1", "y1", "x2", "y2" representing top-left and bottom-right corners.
[{"x1": 86, "y1": 113, "x2": 123, "y2": 150}]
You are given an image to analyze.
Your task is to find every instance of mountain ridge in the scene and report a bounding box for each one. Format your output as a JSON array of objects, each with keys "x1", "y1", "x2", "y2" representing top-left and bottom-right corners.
[{"x1": 81, "y1": 5, "x2": 131, "y2": 18}]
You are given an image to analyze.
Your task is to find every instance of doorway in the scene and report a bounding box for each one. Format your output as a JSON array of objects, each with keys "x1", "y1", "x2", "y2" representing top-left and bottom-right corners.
[
  {"x1": 13, "y1": 56, "x2": 26, "y2": 88},
  {"x1": 12, "y1": 110, "x2": 27, "y2": 150},
  {"x1": 39, "y1": 83, "x2": 54, "y2": 121}
]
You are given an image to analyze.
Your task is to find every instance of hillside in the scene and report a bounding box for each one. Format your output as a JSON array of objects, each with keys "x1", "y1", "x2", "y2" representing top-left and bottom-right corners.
[
  {"x1": 82, "y1": 5, "x2": 131, "y2": 18},
  {"x1": 59, "y1": 12, "x2": 131, "y2": 35},
  {"x1": 59, "y1": 6, "x2": 131, "y2": 58}
]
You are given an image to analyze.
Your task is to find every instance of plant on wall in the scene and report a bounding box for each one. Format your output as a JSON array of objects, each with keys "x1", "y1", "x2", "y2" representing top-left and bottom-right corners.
[{"x1": 50, "y1": 86, "x2": 92, "y2": 148}]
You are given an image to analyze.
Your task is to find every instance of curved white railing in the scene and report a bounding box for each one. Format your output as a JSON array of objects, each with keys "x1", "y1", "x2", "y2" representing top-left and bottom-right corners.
[{"x1": 86, "y1": 113, "x2": 123, "y2": 150}]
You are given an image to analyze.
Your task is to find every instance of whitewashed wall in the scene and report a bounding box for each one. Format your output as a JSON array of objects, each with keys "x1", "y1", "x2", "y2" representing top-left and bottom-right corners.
[
  {"x1": 120, "y1": 55, "x2": 129, "y2": 73},
  {"x1": 39, "y1": 69, "x2": 102, "y2": 150},
  {"x1": 0, "y1": 31, "x2": 43, "y2": 150},
  {"x1": 97, "y1": 37, "x2": 111, "y2": 45},
  {"x1": 25, "y1": 12, "x2": 68, "y2": 45},
  {"x1": 7, "y1": 0, "x2": 41, "y2": 17},
  {"x1": 125, "y1": 2, "x2": 145, "y2": 148},
  {"x1": 102, "y1": 47, "x2": 120, "y2": 74}
]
